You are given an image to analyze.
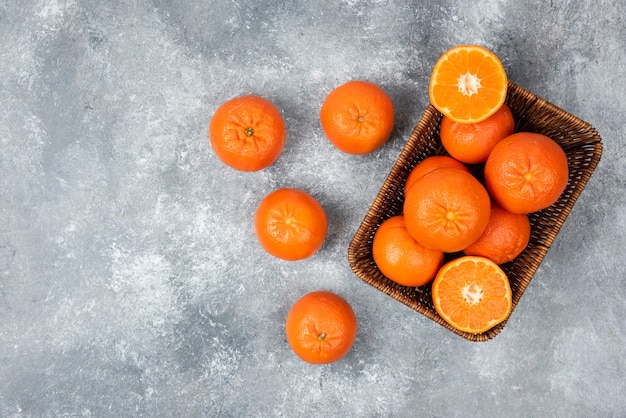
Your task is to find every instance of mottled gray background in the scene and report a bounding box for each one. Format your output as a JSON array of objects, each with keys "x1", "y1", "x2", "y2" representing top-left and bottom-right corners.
[{"x1": 1, "y1": 0, "x2": 625, "y2": 417}]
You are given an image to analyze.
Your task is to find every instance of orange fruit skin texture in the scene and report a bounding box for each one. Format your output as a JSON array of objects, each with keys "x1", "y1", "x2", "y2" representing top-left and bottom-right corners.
[
  {"x1": 209, "y1": 95, "x2": 286, "y2": 171},
  {"x1": 463, "y1": 203, "x2": 531, "y2": 265},
  {"x1": 285, "y1": 291, "x2": 358, "y2": 364},
  {"x1": 429, "y1": 45, "x2": 508, "y2": 124},
  {"x1": 404, "y1": 167, "x2": 491, "y2": 253},
  {"x1": 432, "y1": 256, "x2": 512, "y2": 334},
  {"x1": 440, "y1": 103, "x2": 515, "y2": 164},
  {"x1": 254, "y1": 188, "x2": 327, "y2": 261},
  {"x1": 320, "y1": 80, "x2": 395, "y2": 155},
  {"x1": 404, "y1": 155, "x2": 469, "y2": 195},
  {"x1": 372, "y1": 216, "x2": 444, "y2": 287},
  {"x1": 485, "y1": 132, "x2": 569, "y2": 214}
]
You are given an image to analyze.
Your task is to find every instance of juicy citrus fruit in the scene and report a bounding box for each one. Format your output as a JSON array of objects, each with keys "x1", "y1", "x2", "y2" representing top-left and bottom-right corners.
[
  {"x1": 286, "y1": 291, "x2": 358, "y2": 364},
  {"x1": 209, "y1": 95, "x2": 286, "y2": 171},
  {"x1": 372, "y1": 216, "x2": 444, "y2": 287},
  {"x1": 404, "y1": 167, "x2": 491, "y2": 253},
  {"x1": 463, "y1": 203, "x2": 531, "y2": 264},
  {"x1": 404, "y1": 155, "x2": 469, "y2": 195},
  {"x1": 429, "y1": 45, "x2": 508, "y2": 124},
  {"x1": 440, "y1": 103, "x2": 515, "y2": 164},
  {"x1": 254, "y1": 188, "x2": 327, "y2": 261},
  {"x1": 484, "y1": 132, "x2": 569, "y2": 214},
  {"x1": 320, "y1": 80, "x2": 395, "y2": 155},
  {"x1": 432, "y1": 256, "x2": 512, "y2": 334}
]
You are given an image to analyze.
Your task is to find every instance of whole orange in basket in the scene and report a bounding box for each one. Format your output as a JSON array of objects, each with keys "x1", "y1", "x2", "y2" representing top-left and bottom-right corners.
[
  {"x1": 463, "y1": 203, "x2": 531, "y2": 265},
  {"x1": 404, "y1": 167, "x2": 491, "y2": 253},
  {"x1": 286, "y1": 291, "x2": 358, "y2": 364},
  {"x1": 429, "y1": 45, "x2": 508, "y2": 124},
  {"x1": 440, "y1": 103, "x2": 515, "y2": 164},
  {"x1": 432, "y1": 256, "x2": 512, "y2": 334},
  {"x1": 404, "y1": 155, "x2": 469, "y2": 195},
  {"x1": 255, "y1": 188, "x2": 327, "y2": 261},
  {"x1": 209, "y1": 95, "x2": 286, "y2": 171},
  {"x1": 484, "y1": 132, "x2": 569, "y2": 214},
  {"x1": 320, "y1": 80, "x2": 395, "y2": 155},
  {"x1": 372, "y1": 216, "x2": 444, "y2": 287}
]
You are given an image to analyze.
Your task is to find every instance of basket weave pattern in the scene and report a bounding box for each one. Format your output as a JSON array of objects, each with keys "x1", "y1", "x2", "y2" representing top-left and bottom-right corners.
[{"x1": 347, "y1": 81, "x2": 603, "y2": 341}]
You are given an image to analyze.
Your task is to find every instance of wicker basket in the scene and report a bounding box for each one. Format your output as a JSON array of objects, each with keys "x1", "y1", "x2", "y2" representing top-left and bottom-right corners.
[{"x1": 347, "y1": 81, "x2": 603, "y2": 342}]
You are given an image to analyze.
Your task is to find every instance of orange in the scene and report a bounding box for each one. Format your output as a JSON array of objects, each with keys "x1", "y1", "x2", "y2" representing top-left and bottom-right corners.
[
  {"x1": 254, "y1": 188, "x2": 327, "y2": 261},
  {"x1": 320, "y1": 80, "x2": 395, "y2": 155},
  {"x1": 404, "y1": 155, "x2": 469, "y2": 195},
  {"x1": 429, "y1": 45, "x2": 508, "y2": 124},
  {"x1": 463, "y1": 203, "x2": 531, "y2": 264},
  {"x1": 209, "y1": 95, "x2": 286, "y2": 171},
  {"x1": 372, "y1": 216, "x2": 444, "y2": 287},
  {"x1": 286, "y1": 291, "x2": 358, "y2": 364},
  {"x1": 404, "y1": 167, "x2": 491, "y2": 253},
  {"x1": 440, "y1": 103, "x2": 515, "y2": 164},
  {"x1": 432, "y1": 256, "x2": 512, "y2": 334},
  {"x1": 484, "y1": 132, "x2": 569, "y2": 214}
]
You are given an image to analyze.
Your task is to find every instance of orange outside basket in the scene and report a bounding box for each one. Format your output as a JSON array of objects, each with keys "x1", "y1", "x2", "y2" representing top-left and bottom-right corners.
[{"x1": 347, "y1": 81, "x2": 603, "y2": 341}]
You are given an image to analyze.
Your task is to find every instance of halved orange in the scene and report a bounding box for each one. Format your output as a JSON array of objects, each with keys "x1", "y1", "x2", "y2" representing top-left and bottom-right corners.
[
  {"x1": 429, "y1": 45, "x2": 508, "y2": 124},
  {"x1": 432, "y1": 256, "x2": 512, "y2": 334}
]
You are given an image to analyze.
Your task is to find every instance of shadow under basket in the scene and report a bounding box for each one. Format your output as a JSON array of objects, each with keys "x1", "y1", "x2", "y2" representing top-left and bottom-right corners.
[{"x1": 347, "y1": 81, "x2": 603, "y2": 342}]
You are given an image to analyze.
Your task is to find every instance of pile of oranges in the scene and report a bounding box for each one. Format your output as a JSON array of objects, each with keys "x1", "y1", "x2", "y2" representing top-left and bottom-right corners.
[
  {"x1": 374, "y1": 45, "x2": 570, "y2": 334},
  {"x1": 209, "y1": 44, "x2": 571, "y2": 360}
]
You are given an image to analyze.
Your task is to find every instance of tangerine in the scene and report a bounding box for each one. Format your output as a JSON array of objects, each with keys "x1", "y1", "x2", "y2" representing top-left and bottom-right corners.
[
  {"x1": 404, "y1": 167, "x2": 491, "y2": 253},
  {"x1": 429, "y1": 45, "x2": 508, "y2": 124},
  {"x1": 432, "y1": 256, "x2": 512, "y2": 334},
  {"x1": 254, "y1": 188, "x2": 327, "y2": 261},
  {"x1": 404, "y1": 155, "x2": 469, "y2": 195},
  {"x1": 285, "y1": 291, "x2": 358, "y2": 364},
  {"x1": 440, "y1": 103, "x2": 515, "y2": 164},
  {"x1": 209, "y1": 95, "x2": 286, "y2": 171},
  {"x1": 320, "y1": 80, "x2": 395, "y2": 155},
  {"x1": 372, "y1": 216, "x2": 444, "y2": 287},
  {"x1": 484, "y1": 132, "x2": 569, "y2": 214},
  {"x1": 463, "y1": 203, "x2": 531, "y2": 265}
]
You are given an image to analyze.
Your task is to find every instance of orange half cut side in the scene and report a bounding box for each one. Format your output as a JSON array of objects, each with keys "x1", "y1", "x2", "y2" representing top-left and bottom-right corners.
[
  {"x1": 432, "y1": 256, "x2": 512, "y2": 334},
  {"x1": 429, "y1": 45, "x2": 508, "y2": 124}
]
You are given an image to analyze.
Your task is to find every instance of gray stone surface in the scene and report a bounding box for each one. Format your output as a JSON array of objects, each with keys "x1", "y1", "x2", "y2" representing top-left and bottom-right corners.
[{"x1": 1, "y1": 1, "x2": 625, "y2": 416}]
